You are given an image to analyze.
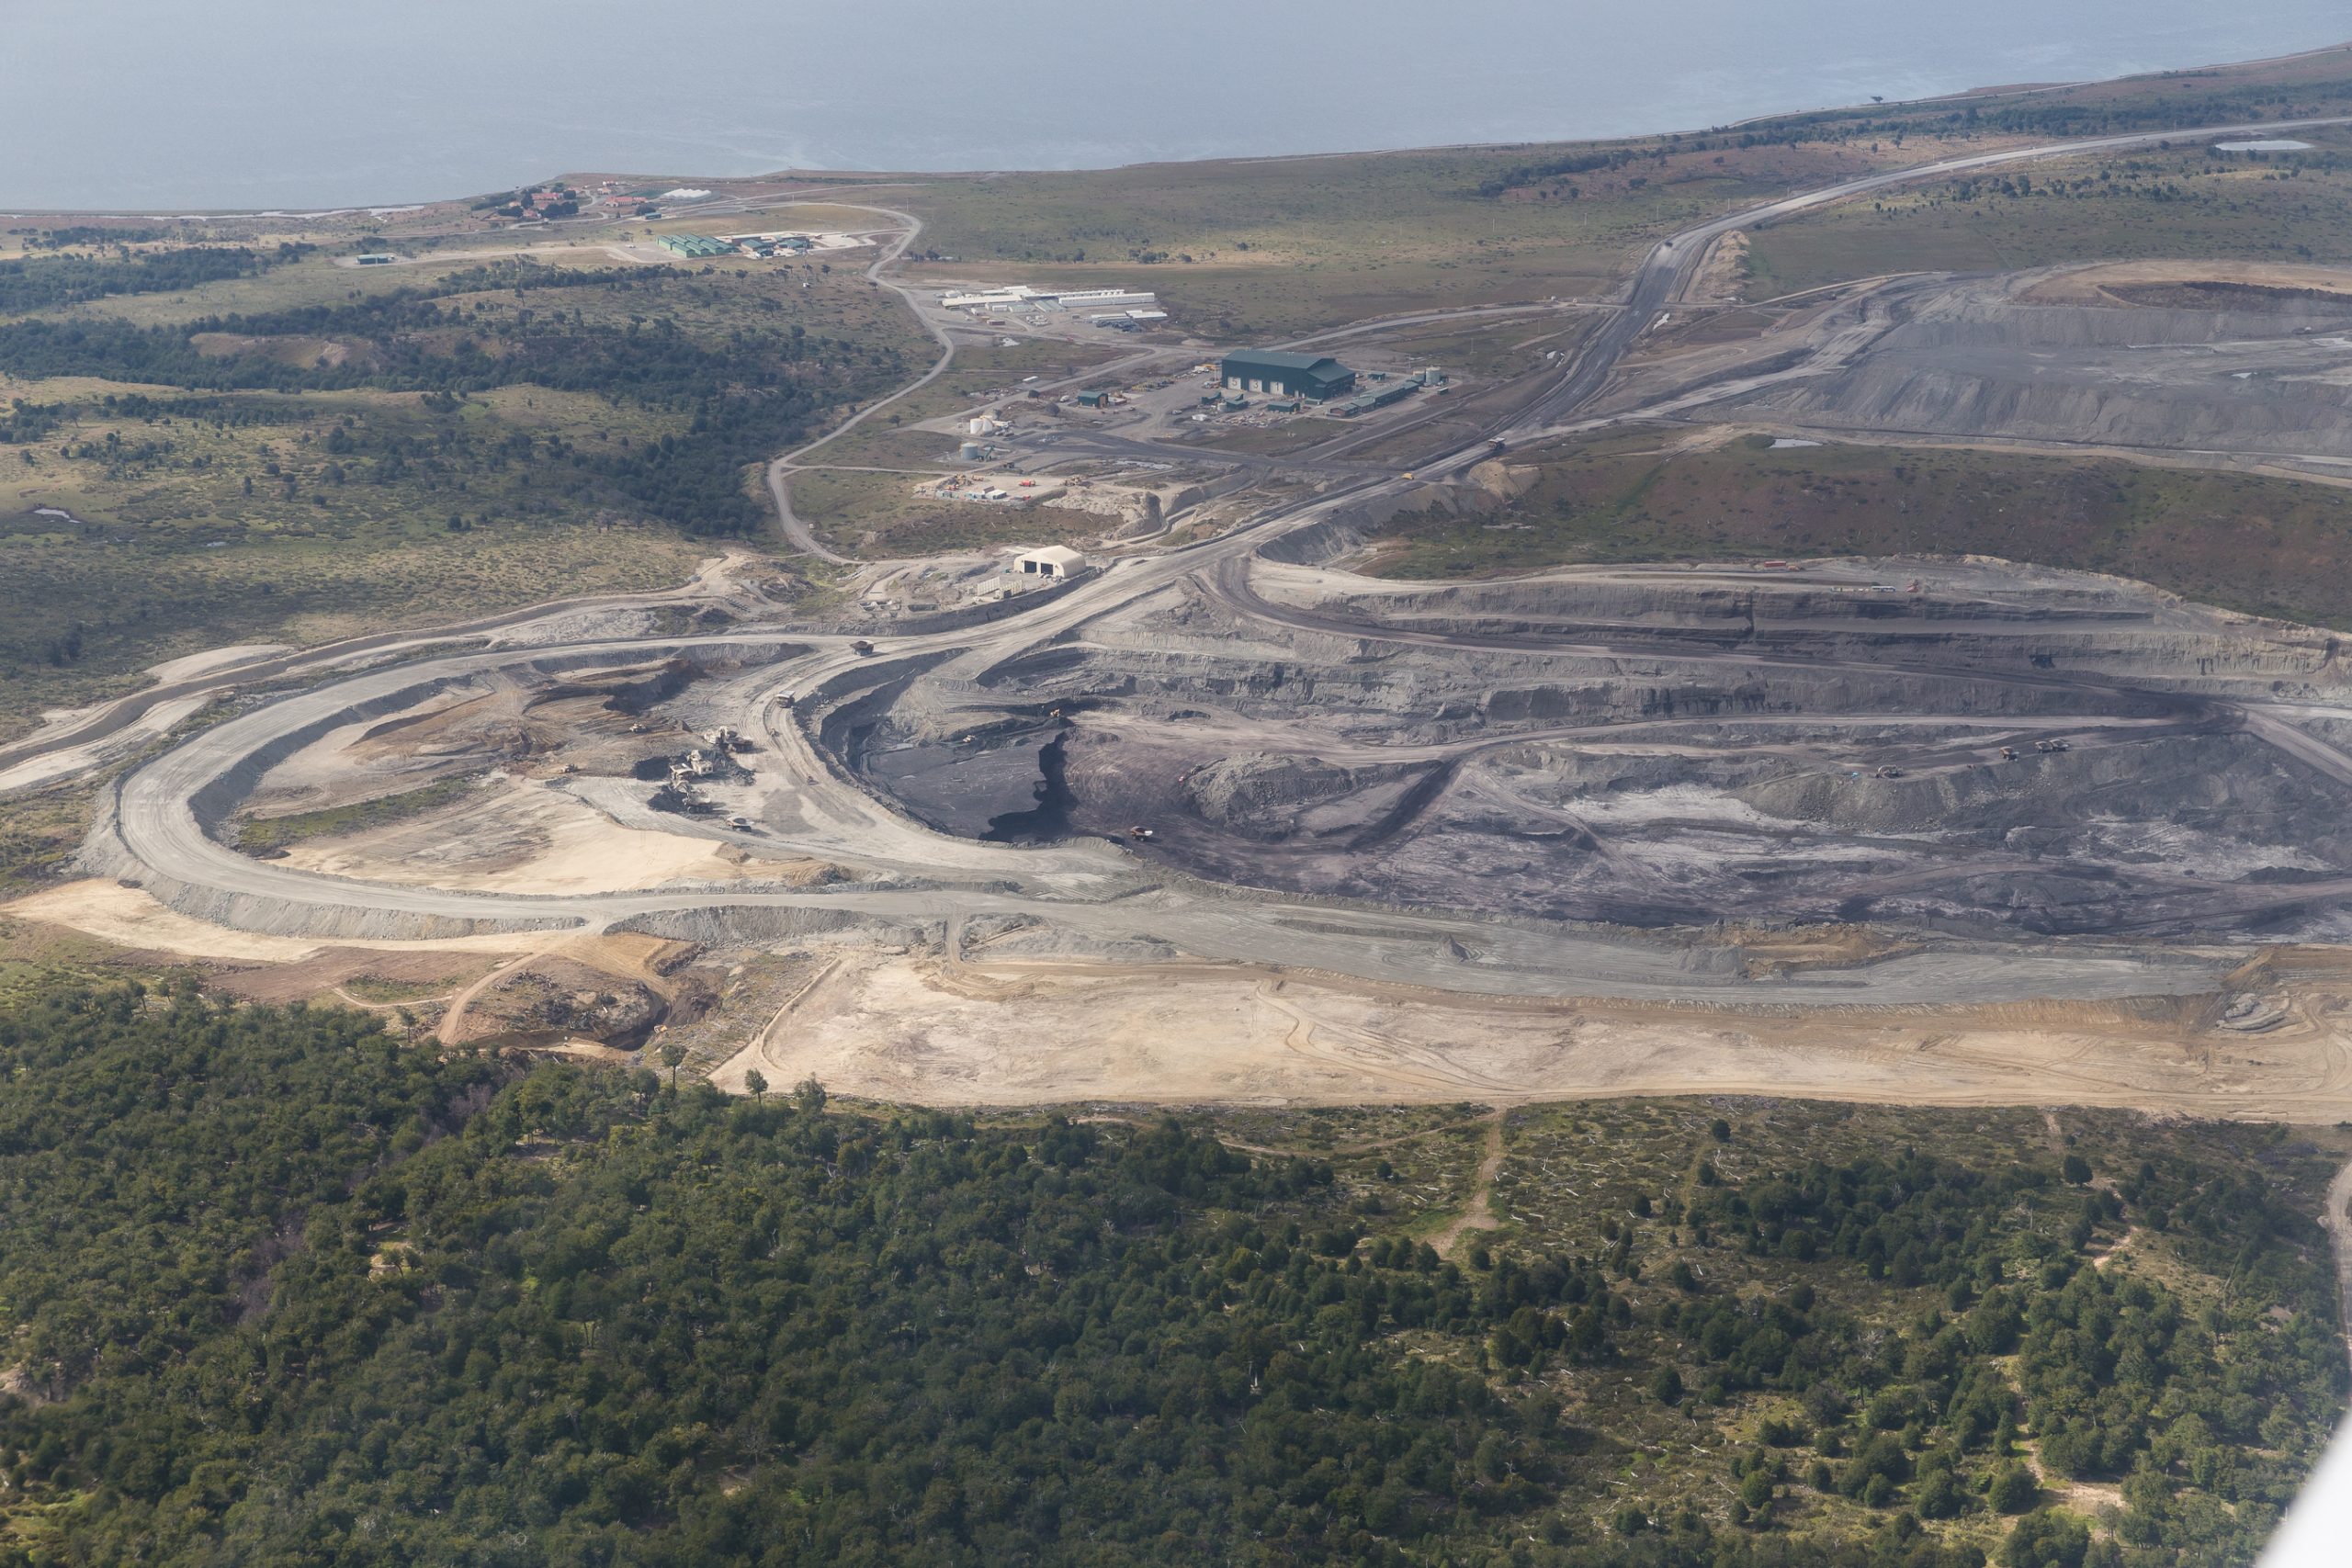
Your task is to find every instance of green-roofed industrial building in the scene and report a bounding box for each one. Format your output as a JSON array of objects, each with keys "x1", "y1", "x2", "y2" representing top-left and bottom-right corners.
[
  {"x1": 658, "y1": 233, "x2": 734, "y2": 258},
  {"x1": 1219, "y1": 350, "x2": 1356, "y2": 401}
]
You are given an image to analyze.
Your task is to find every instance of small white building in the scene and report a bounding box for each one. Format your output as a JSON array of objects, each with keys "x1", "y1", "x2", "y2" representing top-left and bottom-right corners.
[
  {"x1": 941, "y1": 285, "x2": 1047, "y2": 312},
  {"x1": 1013, "y1": 545, "x2": 1088, "y2": 580}
]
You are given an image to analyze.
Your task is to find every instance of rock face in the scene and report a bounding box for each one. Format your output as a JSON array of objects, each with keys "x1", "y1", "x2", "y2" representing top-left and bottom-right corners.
[
  {"x1": 855, "y1": 558, "x2": 2352, "y2": 940},
  {"x1": 1187, "y1": 754, "x2": 1361, "y2": 835}
]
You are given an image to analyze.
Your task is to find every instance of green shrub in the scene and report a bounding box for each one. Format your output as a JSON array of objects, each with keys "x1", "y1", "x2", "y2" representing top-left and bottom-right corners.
[
  {"x1": 1990, "y1": 1462, "x2": 2041, "y2": 1515},
  {"x1": 2001, "y1": 1507, "x2": 2091, "y2": 1568}
]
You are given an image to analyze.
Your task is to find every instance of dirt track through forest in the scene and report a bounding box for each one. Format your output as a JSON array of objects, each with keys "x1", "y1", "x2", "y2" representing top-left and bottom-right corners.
[{"x1": 1430, "y1": 1111, "x2": 1508, "y2": 1261}]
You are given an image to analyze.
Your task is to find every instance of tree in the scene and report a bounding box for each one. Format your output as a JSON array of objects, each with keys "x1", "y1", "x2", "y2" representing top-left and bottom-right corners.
[
  {"x1": 1915, "y1": 1467, "x2": 1965, "y2": 1518},
  {"x1": 794, "y1": 1076, "x2": 827, "y2": 1115},
  {"x1": 1840, "y1": 1434, "x2": 1911, "y2": 1499},
  {"x1": 0, "y1": 983, "x2": 2333, "y2": 1566},
  {"x1": 657, "y1": 1040, "x2": 685, "y2": 1086},
  {"x1": 2062, "y1": 1153, "x2": 2092, "y2": 1185},
  {"x1": 1967, "y1": 1292, "x2": 2024, "y2": 1355},
  {"x1": 1990, "y1": 1461, "x2": 2041, "y2": 1514},
  {"x1": 742, "y1": 1067, "x2": 767, "y2": 1101},
  {"x1": 2000, "y1": 1507, "x2": 2090, "y2": 1568}
]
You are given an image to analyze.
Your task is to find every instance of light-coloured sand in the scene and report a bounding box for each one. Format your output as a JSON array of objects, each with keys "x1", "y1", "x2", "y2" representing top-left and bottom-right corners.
[
  {"x1": 2019, "y1": 259, "x2": 2352, "y2": 304},
  {"x1": 277, "y1": 780, "x2": 750, "y2": 895},
  {"x1": 1687, "y1": 230, "x2": 1751, "y2": 305},
  {"x1": 0, "y1": 694, "x2": 213, "y2": 796},
  {"x1": 2, "y1": 880, "x2": 535, "y2": 961},
  {"x1": 708, "y1": 947, "x2": 2352, "y2": 1121},
  {"x1": 142, "y1": 644, "x2": 293, "y2": 683},
  {"x1": 4, "y1": 881, "x2": 325, "y2": 961},
  {"x1": 0, "y1": 644, "x2": 297, "y2": 796}
]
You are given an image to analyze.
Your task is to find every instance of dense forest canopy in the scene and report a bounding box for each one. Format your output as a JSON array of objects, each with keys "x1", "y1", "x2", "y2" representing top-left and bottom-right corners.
[{"x1": 0, "y1": 984, "x2": 2337, "y2": 1566}]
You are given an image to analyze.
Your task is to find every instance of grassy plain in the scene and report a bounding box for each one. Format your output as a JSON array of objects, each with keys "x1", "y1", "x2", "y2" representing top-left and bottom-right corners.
[
  {"x1": 1370, "y1": 428, "x2": 2352, "y2": 626},
  {"x1": 0, "y1": 784, "x2": 95, "y2": 901},
  {"x1": 789, "y1": 468, "x2": 1101, "y2": 556},
  {"x1": 0, "y1": 917, "x2": 168, "y2": 1008},
  {"x1": 894, "y1": 143, "x2": 1909, "y2": 340},
  {"x1": 1747, "y1": 129, "x2": 2352, "y2": 297},
  {"x1": 0, "y1": 510, "x2": 705, "y2": 742},
  {"x1": 233, "y1": 773, "x2": 481, "y2": 852},
  {"x1": 890, "y1": 47, "x2": 2352, "y2": 337}
]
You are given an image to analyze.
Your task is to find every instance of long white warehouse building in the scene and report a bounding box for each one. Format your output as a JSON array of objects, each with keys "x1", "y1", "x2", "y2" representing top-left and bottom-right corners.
[{"x1": 940, "y1": 284, "x2": 1158, "y2": 313}]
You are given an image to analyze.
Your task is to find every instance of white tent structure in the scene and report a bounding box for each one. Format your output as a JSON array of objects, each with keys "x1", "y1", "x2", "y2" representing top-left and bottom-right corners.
[{"x1": 1012, "y1": 546, "x2": 1087, "y2": 580}]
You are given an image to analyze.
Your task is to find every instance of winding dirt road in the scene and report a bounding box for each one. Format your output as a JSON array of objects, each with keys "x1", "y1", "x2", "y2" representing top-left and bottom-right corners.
[{"x1": 762, "y1": 204, "x2": 951, "y2": 565}]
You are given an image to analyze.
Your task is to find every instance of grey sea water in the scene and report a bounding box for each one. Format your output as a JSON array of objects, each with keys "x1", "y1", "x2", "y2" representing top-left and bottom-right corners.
[{"x1": 3, "y1": 0, "x2": 2346, "y2": 209}]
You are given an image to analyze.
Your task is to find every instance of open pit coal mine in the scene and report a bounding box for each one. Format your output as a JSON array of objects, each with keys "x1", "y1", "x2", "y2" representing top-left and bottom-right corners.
[{"x1": 842, "y1": 558, "x2": 2352, "y2": 942}]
